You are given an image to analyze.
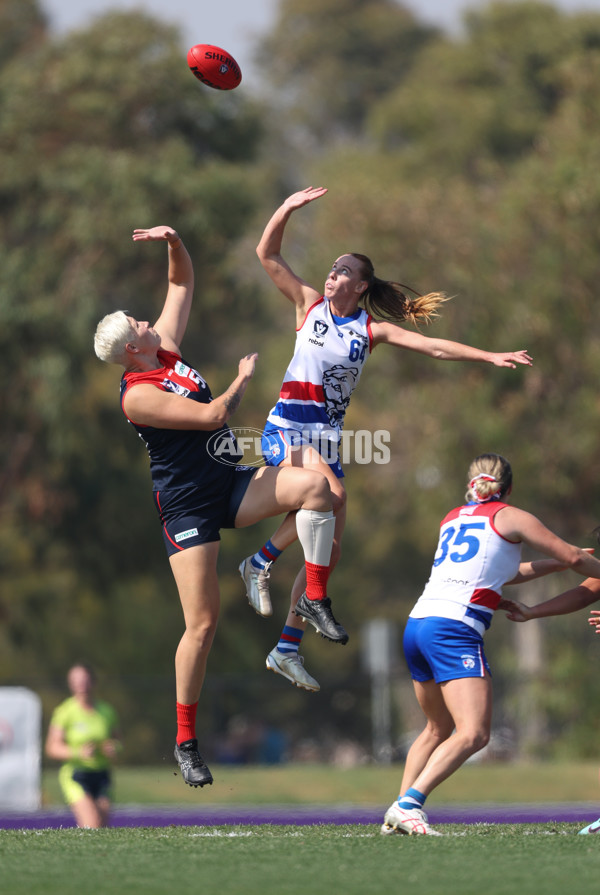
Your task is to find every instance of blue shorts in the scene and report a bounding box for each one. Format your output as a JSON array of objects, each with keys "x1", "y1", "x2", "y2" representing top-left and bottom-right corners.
[
  {"x1": 261, "y1": 425, "x2": 344, "y2": 479},
  {"x1": 403, "y1": 616, "x2": 491, "y2": 684},
  {"x1": 154, "y1": 467, "x2": 257, "y2": 557}
]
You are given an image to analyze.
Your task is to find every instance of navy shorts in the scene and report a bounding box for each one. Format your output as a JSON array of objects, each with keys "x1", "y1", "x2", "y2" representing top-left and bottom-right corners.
[
  {"x1": 261, "y1": 424, "x2": 344, "y2": 479},
  {"x1": 71, "y1": 768, "x2": 112, "y2": 800},
  {"x1": 403, "y1": 616, "x2": 491, "y2": 684},
  {"x1": 154, "y1": 467, "x2": 257, "y2": 557}
]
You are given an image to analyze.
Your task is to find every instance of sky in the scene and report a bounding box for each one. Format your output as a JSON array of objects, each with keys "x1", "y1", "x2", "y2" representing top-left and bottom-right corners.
[{"x1": 41, "y1": 0, "x2": 600, "y2": 86}]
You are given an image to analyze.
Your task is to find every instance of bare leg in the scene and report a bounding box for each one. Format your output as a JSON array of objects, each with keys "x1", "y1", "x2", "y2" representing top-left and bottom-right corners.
[
  {"x1": 71, "y1": 795, "x2": 105, "y2": 829},
  {"x1": 95, "y1": 795, "x2": 111, "y2": 827},
  {"x1": 169, "y1": 542, "x2": 220, "y2": 705},
  {"x1": 407, "y1": 675, "x2": 492, "y2": 798},
  {"x1": 399, "y1": 679, "x2": 455, "y2": 795}
]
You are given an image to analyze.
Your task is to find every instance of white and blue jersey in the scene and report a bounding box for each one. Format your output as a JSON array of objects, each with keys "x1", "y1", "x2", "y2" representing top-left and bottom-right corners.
[
  {"x1": 409, "y1": 500, "x2": 521, "y2": 636},
  {"x1": 404, "y1": 500, "x2": 521, "y2": 683},
  {"x1": 263, "y1": 296, "x2": 373, "y2": 470}
]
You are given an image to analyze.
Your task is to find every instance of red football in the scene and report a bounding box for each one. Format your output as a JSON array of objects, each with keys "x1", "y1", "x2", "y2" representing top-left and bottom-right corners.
[{"x1": 187, "y1": 44, "x2": 242, "y2": 91}]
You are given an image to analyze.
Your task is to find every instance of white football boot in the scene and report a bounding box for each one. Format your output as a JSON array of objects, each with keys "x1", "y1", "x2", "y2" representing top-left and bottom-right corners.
[
  {"x1": 380, "y1": 802, "x2": 442, "y2": 836},
  {"x1": 266, "y1": 647, "x2": 320, "y2": 692},
  {"x1": 239, "y1": 557, "x2": 273, "y2": 617}
]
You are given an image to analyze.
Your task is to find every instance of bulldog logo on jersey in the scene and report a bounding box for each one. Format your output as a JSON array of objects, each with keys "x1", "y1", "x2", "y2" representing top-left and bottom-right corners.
[
  {"x1": 461, "y1": 654, "x2": 476, "y2": 670},
  {"x1": 322, "y1": 364, "x2": 359, "y2": 427}
]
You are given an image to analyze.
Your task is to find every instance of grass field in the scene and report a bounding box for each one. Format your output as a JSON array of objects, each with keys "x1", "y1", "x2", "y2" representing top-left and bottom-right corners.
[
  {"x1": 2, "y1": 822, "x2": 600, "y2": 895},
  {"x1": 40, "y1": 760, "x2": 600, "y2": 806},
  {"x1": 2, "y1": 762, "x2": 598, "y2": 895}
]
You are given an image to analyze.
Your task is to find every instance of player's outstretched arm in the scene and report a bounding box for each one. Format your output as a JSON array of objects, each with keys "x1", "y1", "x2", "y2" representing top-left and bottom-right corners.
[
  {"x1": 507, "y1": 548, "x2": 595, "y2": 585},
  {"x1": 371, "y1": 322, "x2": 532, "y2": 368},
  {"x1": 132, "y1": 226, "x2": 194, "y2": 354},
  {"x1": 256, "y1": 187, "x2": 325, "y2": 316},
  {"x1": 505, "y1": 578, "x2": 600, "y2": 622}
]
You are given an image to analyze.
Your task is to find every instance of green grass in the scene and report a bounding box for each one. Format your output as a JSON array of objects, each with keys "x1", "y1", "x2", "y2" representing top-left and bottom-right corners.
[
  {"x1": 2, "y1": 823, "x2": 600, "y2": 895},
  {"x1": 41, "y1": 760, "x2": 600, "y2": 806}
]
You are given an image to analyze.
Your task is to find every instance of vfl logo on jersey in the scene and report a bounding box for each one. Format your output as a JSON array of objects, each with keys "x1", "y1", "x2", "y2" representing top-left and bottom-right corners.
[
  {"x1": 461, "y1": 654, "x2": 476, "y2": 670},
  {"x1": 162, "y1": 379, "x2": 191, "y2": 397},
  {"x1": 309, "y1": 319, "x2": 329, "y2": 348}
]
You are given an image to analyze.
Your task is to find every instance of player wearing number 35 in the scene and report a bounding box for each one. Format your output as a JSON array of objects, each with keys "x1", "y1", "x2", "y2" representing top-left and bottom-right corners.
[{"x1": 381, "y1": 453, "x2": 600, "y2": 836}]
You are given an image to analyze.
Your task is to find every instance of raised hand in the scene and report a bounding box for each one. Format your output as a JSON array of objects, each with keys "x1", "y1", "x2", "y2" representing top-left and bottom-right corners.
[
  {"x1": 283, "y1": 186, "x2": 328, "y2": 212},
  {"x1": 239, "y1": 353, "x2": 258, "y2": 379},
  {"x1": 132, "y1": 226, "x2": 180, "y2": 244}
]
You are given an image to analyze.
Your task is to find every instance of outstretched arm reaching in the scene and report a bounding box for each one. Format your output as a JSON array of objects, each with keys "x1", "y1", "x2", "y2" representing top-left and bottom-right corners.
[
  {"x1": 505, "y1": 577, "x2": 600, "y2": 622},
  {"x1": 132, "y1": 226, "x2": 194, "y2": 354},
  {"x1": 256, "y1": 187, "x2": 326, "y2": 321}
]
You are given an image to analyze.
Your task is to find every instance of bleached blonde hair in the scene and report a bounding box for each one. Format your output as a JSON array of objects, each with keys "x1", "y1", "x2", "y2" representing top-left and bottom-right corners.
[
  {"x1": 94, "y1": 310, "x2": 136, "y2": 365},
  {"x1": 465, "y1": 453, "x2": 512, "y2": 504}
]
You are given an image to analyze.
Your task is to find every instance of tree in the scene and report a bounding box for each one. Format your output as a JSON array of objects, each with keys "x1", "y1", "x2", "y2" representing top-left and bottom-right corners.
[
  {"x1": 368, "y1": 1, "x2": 600, "y2": 178},
  {"x1": 256, "y1": 0, "x2": 439, "y2": 146},
  {"x1": 0, "y1": 10, "x2": 266, "y2": 694},
  {"x1": 0, "y1": 0, "x2": 46, "y2": 70}
]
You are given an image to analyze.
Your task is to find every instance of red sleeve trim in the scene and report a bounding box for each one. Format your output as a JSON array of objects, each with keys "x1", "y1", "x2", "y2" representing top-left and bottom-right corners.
[
  {"x1": 366, "y1": 314, "x2": 374, "y2": 353},
  {"x1": 296, "y1": 297, "x2": 325, "y2": 332}
]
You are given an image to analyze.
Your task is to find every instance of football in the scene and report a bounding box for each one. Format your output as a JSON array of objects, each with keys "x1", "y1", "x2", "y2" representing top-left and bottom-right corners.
[{"x1": 187, "y1": 44, "x2": 242, "y2": 91}]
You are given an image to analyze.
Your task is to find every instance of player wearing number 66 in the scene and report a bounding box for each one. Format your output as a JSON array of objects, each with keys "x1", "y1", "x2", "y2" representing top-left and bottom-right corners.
[
  {"x1": 381, "y1": 452, "x2": 600, "y2": 836},
  {"x1": 239, "y1": 186, "x2": 533, "y2": 694}
]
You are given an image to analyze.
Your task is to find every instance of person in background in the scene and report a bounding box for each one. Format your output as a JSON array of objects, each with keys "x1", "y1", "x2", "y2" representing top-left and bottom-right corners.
[
  {"x1": 45, "y1": 663, "x2": 120, "y2": 829},
  {"x1": 239, "y1": 186, "x2": 532, "y2": 694},
  {"x1": 380, "y1": 453, "x2": 600, "y2": 836}
]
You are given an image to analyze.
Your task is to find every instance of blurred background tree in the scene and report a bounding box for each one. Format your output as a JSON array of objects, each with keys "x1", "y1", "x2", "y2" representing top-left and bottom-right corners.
[{"x1": 3, "y1": 0, "x2": 600, "y2": 763}]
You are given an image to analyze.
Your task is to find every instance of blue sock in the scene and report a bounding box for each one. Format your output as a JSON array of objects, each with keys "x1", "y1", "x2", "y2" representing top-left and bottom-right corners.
[
  {"x1": 251, "y1": 539, "x2": 282, "y2": 570},
  {"x1": 397, "y1": 787, "x2": 426, "y2": 810},
  {"x1": 276, "y1": 625, "x2": 304, "y2": 655}
]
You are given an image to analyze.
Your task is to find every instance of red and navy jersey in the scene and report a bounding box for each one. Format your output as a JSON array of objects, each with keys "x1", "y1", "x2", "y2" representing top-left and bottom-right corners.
[
  {"x1": 120, "y1": 348, "x2": 241, "y2": 493},
  {"x1": 409, "y1": 501, "x2": 521, "y2": 636}
]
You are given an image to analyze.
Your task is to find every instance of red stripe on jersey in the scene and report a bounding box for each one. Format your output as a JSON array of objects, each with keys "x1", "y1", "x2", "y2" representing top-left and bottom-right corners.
[
  {"x1": 469, "y1": 588, "x2": 501, "y2": 610},
  {"x1": 366, "y1": 315, "x2": 374, "y2": 353},
  {"x1": 440, "y1": 501, "x2": 510, "y2": 527},
  {"x1": 280, "y1": 380, "x2": 325, "y2": 403}
]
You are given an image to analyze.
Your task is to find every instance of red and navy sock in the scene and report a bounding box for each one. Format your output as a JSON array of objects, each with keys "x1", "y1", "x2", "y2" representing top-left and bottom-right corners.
[
  {"x1": 251, "y1": 538, "x2": 282, "y2": 571},
  {"x1": 276, "y1": 625, "x2": 304, "y2": 655}
]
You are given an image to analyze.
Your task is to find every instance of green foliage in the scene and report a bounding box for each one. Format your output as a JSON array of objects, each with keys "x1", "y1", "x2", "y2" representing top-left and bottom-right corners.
[
  {"x1": 368, "y1": 1, "x2": 600, "y2": 176},
  {"x1": 0, "y1": 5, "x2": 266, "y2": 693},
  {"x1": 257, "y1": 0, "x2": 439, "y2": 144},
  {"x1": 0, "y1": 0, "x2": 46, "y2": 70},
  {"x1": 4, "y1": 0, "x2": 600, "y2": 763}
]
